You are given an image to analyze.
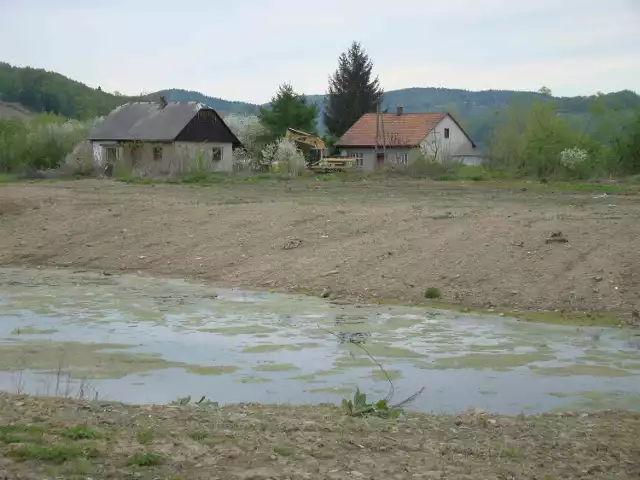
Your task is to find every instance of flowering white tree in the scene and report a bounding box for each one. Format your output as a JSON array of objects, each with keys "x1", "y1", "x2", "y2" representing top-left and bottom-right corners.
[
  {"x1": 222, "y1": 114, "x2": 264, "y2": 153},
  {"x1": 559, "y1": 147, "x2": 588, "y2": 170},
  {"x1": 261, "y1": 137, "x2": 305, "y2": 176}
]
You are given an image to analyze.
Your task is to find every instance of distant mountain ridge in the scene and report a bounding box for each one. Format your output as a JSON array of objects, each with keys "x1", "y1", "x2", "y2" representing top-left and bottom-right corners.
[{"x1": 1, "y1": 62, "x2": 639, "y2": 146}]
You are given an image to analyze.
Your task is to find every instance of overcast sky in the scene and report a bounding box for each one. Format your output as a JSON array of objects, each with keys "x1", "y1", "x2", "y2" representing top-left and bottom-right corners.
[{"x1": 1, "y1": 0, "x2": 639, "y2": 103}]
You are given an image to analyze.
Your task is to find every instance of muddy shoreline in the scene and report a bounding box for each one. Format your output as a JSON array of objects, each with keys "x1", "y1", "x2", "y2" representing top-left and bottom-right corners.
[{"x1": 1, "y1": 179, "x2": 639, "y2": 326}]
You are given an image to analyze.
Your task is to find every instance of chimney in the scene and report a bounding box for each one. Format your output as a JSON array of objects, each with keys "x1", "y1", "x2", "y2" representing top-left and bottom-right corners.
[
  {"x1": 159, "y1": 95, "x2": 168, "y2": 108},
  {"x1": 396, "y1": 105, "x2": 403, "y2": 116}
]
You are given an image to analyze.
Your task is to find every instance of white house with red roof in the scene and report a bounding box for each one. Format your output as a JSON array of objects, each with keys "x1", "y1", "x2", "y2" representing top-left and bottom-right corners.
[{"x1": 336, "y1": 106, "x2": 484, "y2": 172}]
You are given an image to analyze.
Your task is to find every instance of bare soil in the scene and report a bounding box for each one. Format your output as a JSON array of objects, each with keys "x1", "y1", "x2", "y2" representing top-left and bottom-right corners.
[
  {"x1": 1, "y1": 179, "x2": 639, "y2": 322},
  {"x1": 1, "y1": 393, "x2": 639, "y2": 479}
]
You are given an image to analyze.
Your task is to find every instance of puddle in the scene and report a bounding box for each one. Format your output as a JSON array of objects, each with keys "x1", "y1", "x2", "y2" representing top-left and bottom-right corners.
[{"x1": 0, "y1": 267, "x2": 639, "y2": 414}]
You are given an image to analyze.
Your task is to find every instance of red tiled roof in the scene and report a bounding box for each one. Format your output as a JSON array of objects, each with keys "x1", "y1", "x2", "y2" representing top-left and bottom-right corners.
[{"x1": 337, "y1": 112, "x2": 448, "y2": 148}]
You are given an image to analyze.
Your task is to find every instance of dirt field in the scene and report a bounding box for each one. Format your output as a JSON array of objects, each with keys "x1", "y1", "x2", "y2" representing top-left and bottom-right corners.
[
  {"x1": 1, "y1": 178, "x2": 639, "y2": 323},
  {"x1": 0, "y1": 393, "x2": 638, "y2": 479}
]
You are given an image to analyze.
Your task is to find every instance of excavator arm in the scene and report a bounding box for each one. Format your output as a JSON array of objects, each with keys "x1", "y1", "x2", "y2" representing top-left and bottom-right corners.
[{"x1": 285, "y1": 128, "x2": 326, "y2": 150}]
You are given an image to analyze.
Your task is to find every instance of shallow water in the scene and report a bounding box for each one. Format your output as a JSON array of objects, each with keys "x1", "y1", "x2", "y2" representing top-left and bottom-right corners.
[{"x1": 0, "y1": 267, "x2": 639, "y2": 414}]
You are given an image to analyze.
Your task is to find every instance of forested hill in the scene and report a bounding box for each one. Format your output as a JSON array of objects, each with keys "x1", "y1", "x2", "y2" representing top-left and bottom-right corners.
[{"x1": 1, "y1": 62, "x2": 639, "y2": 146}]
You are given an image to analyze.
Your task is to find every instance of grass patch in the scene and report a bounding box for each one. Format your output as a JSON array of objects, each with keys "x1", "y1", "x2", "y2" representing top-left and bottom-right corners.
[
  {"x1": 0, "y1": 424, "x2": 45, "y2": 444},
  {"x1": 128, "y1": 451, "x2": 164, "y2": 467},
  {"x1": 136, "y1": 429, "x2": 154, "y2": 444},
  {"x1": 7, "y1": 443, "x2": 99, "y2": 464},
  {"x1": 60, "y1": 425, "x2": 102, "y2": 440},
  {"x1": 0, "y1": 173, "x2": 19, "y2": 183}
]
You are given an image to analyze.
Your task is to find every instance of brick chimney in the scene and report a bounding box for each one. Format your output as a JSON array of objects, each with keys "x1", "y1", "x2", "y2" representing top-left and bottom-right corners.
[{"x1": 396, "y1": 105, "x2": 403, "y2": 116}]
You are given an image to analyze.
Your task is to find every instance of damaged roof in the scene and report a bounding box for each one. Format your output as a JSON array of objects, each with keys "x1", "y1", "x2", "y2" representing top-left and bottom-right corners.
[{"x1": 89, "y1": 101, "x2": 220, "y2": 142}]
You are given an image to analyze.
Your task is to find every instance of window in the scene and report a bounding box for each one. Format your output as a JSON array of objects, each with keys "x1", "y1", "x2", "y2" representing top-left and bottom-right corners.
[
  {"x1": 105, "y1": 147, "x2": 117, "y2": 164},
  {"x1": 395, "y1": 152, "x2": 409, "y2": 165},
  {"x1": 349, "y1": 152, "x2": 364, "y2": 167},
  {"x1": 444, "y1": 128, "x2": 450, "y2": 139},
  {"x1": 212, "y1": 147, "x2": 223, "y2": 162},
  {"x1": 153, "y1": 146, "x2": 163, "y2": 161}
]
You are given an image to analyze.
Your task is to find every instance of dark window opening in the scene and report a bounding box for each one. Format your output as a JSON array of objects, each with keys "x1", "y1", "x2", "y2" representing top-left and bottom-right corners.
[
  {"x1": 105, "y1": 147, "x2": 117, "y2": 163},
  {"x1": 153, "y1": 146, "x2": 163, "y2": 161},
  {"x1": 212, "y1": 147, "x2": 222, "y2": 162},
  {"x1": 444, "y1": 128, "x2": 450, "y2": 139}
]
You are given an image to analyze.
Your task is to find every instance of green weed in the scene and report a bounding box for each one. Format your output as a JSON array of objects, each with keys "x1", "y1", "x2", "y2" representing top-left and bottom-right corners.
[
  {"x1": 128, "y1": 451, "x2": 164, "y2": 467},
  {"x1": 0, "y1": 424, "x2": 45, "y2": 444},
  {"x1": 60, "y1": 425, "x2": 102, "y2": 440},
  {"x1": 341, "y1": 388, "x2": 402, "y2": 419},
  {"x1": 187, "y1": 430, "x2": 208, "y2": 441},
  {"x1": 136, "y1": 429, "x2": 154, "y2": 444},
  {"x1": 169, "y1": 395, "x2": 219, "y2": 407},
  {"x1": 8, "y1": 443, "x2": 99, "y2": 464}
]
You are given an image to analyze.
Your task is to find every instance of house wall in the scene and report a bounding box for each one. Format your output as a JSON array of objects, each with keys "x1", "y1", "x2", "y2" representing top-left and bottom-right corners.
[
  {"x1": 453, "y1": 155, "x2": 485, "y2": 166},
  {"x1": 339, "y1": 148, "x2": 416, "y2": 172},
  {"x1": 420, "y1": 115, "x2": 473, "y2": 160},
  {"x1": 91, "y1": 141, "x2": 233, "y2": 177}
]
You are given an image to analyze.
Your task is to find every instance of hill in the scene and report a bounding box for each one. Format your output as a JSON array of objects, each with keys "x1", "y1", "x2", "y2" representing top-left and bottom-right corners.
[
  {"x1": 1, "y1": 62, "x2": 639, "y2": 146},
  {"x1": 158, "y1": 87, "x2": 640, "y2": 146}
]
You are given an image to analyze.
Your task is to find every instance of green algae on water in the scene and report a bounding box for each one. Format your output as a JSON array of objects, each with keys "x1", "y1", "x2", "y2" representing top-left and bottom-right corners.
[
  {"x1": 307, "y1": 386, "x2": 355, "y2": 395},
  {"x1": 236, "y1": 376, "x2": 272, "y2": 384},
  {"x1": 342, "y1": 343, "x2": 423, "y2": 359},
  {"x1": 530, "y1": 365, "x2": 635, "y2": 378},
  {"x1": 371, "y1": 369, "x2": 402, "y2": 381},
  {"x1": 290, "y1": 374, "x2": 319, "y2": 382},
  {"x1": 198, "y1": 325, "x2": 277, "y2": 335},
  {"x1": 10, "y1": 326, "x2": 58, "y2": 335},
  {"x1": 241, "y1": 343, "x2": 320, "y2": 354},
  {"x1": 424, "y1": 352, "x2": 555, "y2": 371},
  {"x1": 252, "y1": 363, "x2": 299, "y2": 372},
  {"x1": 186, "y1": 365, "x2": 239, "y2": 375},
  {"x1": 0, "y1": 341, "x2": 186, "y2": 379},
  {"x1": 333, "y1": 356, "x2": 377, "y2": 368}
]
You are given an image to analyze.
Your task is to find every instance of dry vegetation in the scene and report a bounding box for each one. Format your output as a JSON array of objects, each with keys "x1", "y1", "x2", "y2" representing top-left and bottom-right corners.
[
  {"x1": 1, "y1": 394, "x2": 639, "y2": 479},
  {"x1": 1, "y1": 178, "x2": 639, "y2": 324}
]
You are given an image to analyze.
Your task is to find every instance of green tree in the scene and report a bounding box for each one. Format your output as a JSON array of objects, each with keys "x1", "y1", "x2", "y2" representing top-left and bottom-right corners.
[
  {"x1": 324, "y1": 42, "x2": 383, "y2": 138},
  {"x1": 489, "y1": 99, "x2": 584, "y2": 177},
  {"x1": 258, "y1": 83, "x2": 318, "y2": 143},
  {"x1": 612, "y1": 111, "x2": 640, "y2": 174}
]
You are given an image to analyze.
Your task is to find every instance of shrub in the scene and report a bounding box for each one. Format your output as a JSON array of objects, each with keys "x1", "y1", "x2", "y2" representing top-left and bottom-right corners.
[
  {"x1": 424, "y1": 287, "x2": 442, "y2": 299},
  {"x1": 0, "y1": 114, "x2": 100, "y2": 173}
]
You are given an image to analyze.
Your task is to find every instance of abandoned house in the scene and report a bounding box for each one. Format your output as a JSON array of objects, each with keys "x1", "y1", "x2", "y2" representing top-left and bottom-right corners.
[
  {"x1": 336, "y1": 107, "x2": 484, "y2": 172},
  {"x1": 88, "y1": 99, "x2": 241, "y2": 177}
]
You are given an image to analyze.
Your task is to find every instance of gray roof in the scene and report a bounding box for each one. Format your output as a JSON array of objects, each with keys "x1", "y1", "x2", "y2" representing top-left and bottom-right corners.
[{"x1": 88, "y1": 101, "x2": 205, "y2": 141}]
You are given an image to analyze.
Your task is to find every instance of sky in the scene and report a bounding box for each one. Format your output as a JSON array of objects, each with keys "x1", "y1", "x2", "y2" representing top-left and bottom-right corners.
[{"x1": 1, "y1": 0, "x2": 639, "y2": 104}]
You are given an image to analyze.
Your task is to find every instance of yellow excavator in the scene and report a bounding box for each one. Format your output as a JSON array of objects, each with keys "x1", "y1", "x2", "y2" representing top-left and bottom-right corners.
[{"x1": 284, "y1": 128, "x2": 355, "y2": 172}]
